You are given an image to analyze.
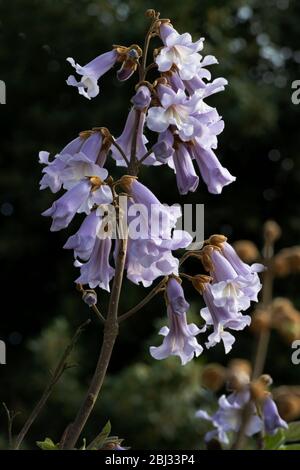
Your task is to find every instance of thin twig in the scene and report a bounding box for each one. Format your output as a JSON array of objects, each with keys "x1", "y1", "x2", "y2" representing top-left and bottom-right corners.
[
  {"x1": 252, "y1": 239, "x2": 274, "y2": 380},
  {"x1": 61, "y1": 236, "x2": 128, "y2": 449},
  {"x1": 110, "y1": 139, "x2": 130, "y2": 167},
  {"x1": 2, "y1": 403, "x2": 19, "y2": 449},
  {"x1": 231, "y1": 402, "x2": 253, "y2": 450},
  {"x1": 13, "y1": 319, "x2": 90, "y2": 450},
  {"x1": 91, "y1": 304, "x2": 106, "y2": 324},
  {"x1": 139, "y1": 147, "x2": 154, "y2": 165},
  {"x1": 118, "y1": 277, "x2": 167, "y2": 323}
]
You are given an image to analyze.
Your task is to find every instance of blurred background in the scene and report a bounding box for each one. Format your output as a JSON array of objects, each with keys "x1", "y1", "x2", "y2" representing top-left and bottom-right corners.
[{"x1": 0, "y1": 0, "x2": 300, "y2": 449}]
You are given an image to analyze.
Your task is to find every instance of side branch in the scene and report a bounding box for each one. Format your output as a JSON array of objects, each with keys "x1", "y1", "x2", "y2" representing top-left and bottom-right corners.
[
  {"x1": 13, "y1": 319, "x2": 90, "y2": 450},
  {"x1": 118, "y1": 276, "x2": 167, "y2": 323}
]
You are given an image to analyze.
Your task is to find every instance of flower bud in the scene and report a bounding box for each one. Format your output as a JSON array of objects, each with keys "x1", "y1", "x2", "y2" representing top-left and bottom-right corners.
[
  {"x1": 227, "y1": 359, "x2": 251, "y2": 391},
  {"x1": 233, "y1": 240, "x2": 259, "y2": 263},
  {"x1": 201, "y1": 363, "x2": 226, "y2": 391},
  {"x1": 207, "y1": 234, "x2": 227, "y2": 248},
  {"x1": 263, "y1": 220, "x2": 281, "y2": 243},
  {"x1": 273, "y1": 389, "x2": 300, "y2": 421},
  {"x1": 82, "y1": 289, "x2": 97, "y2": 307},
  {"x1": 250, "y1": 307, "x2": 272, "y2": 334}
]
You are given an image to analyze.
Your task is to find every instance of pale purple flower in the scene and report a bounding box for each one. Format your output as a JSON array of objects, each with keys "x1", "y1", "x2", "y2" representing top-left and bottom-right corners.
[
  {"x1": 191, "y1": 141, "x2": 236, "y2": 194},
  {"x1": 121, "y1": 180, "x2": 192, "y2": 286},
  {"x1": 196, "y1": 389, "x2": 263, "y2": 445},
  {"x1": 166, "y1": 277, "x2": 190, "y2": 314},
  {"x1": 76, "y1": 237, "x2": 114, "y2": 291},
  {"x1": 173, "y1": 143, "x2": 199, "y2": 195},
  {"x1": 201, "y1": 283, "x2": 251, "y2": 353},
  {"x1": 209, "y1": 249, "x2": 253, "y2": 314},
  {"x1": 42, "y1": 180, "x2": 92, "y2": 232},
  {"x1": 66, "y1": 50, "x2": 118, "y2": 99},
  {"x1": 111, "y1": 109, "x2": 155, "y2": 167},
  {"x1": 63, "y1": 210, "x2": 102, "y2": 260},
  {"x1": 131, "y1": 85, "x2": 152, "y2": 110},
  {"x1": 147, "y1": 85, "x2": 205, "y2": 141},
  {"x1": 39, "y1": 131, "x2": 104, "y2": 193},
  {"x1": 150, "y1": 278, "x2": 203, "y2": 365},
  {"x1": 156, "y1": 23, "x2": 204, "y2": 80},
  {"x1": 42, "y1": 155, "x2": 112, "y2": 231},
  {"x1": 221, "y1": 241, "x2": 265, "y2": 302},
  {"x1": 262, "y1": 396, "x2": 288, "y2": 435}
]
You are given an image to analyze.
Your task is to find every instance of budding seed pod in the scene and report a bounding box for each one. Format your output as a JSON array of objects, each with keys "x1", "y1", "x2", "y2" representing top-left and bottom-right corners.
[
  {"x1": 201, "y1": 363, "x2": 226, "y2": 392},
  {"x1": 250, "y1": 308, "x2": 272, "y2": 334},
  {"x1": 227, "y1": 359, "x2": 251, "y2": 391},
  {"x1": 274, "y1": 393, "x2": 300, "y2": 421},
  {"x1": 208, "y1": 234, "x2": 227, "y2": 248},
  {"x1": 233, "y1": 240, "x2": 260, "y2": 263},
  {"x1": 82, "y1": 290, "x2": 97, "y2": 307},
  {"x1": 263, "y1": 220, "x2": 282, "y2": 243}
]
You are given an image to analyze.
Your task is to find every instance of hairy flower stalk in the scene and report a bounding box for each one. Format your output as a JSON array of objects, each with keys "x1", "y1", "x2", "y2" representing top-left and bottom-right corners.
[{"x1": 37, "y1": 10, "x2": 262, "y2": 450}]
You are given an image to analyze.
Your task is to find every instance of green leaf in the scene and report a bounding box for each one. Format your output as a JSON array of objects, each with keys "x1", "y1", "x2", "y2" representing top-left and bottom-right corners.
[
  {"x1": 87, "y1": 421, "x2": 111, "y2": 450},
  {"x1": 285, "y1": 422, "x2": 300, "y2": 443},
  {"x1": 278, "y1": 444, "x2": 300, "y2": 450},
  {"x1": 36, "y1": 437, "x2": 59, "y2": 450},
  {"x1": 264, "y1": 429, "x2": 286, "y2": 450}
]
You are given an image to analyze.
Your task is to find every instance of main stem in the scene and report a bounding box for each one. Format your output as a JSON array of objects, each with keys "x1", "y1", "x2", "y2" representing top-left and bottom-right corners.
[
  {"x1": 62, "y1": 237, "x2": 128, "y2": 449},
  {"x1": 61, "y1": 18, "x2": 155, "y2": 449},
  {"x1": 252, "y1": 240, "x2": 274, "y2": 379}
]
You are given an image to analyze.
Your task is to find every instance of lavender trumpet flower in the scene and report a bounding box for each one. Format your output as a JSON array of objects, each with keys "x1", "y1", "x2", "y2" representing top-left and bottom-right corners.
[
  {"x1": 67, "y1": 50, "x2": 118, "y2": 99},
  {"x1": 150, "y1": 278, "x2": 203, "y2": 365}
]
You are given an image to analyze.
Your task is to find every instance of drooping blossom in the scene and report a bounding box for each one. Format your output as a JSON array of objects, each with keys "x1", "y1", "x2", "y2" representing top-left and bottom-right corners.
[
  {"x1": 39, "y1": 130, "x2": 105, "y2": 193},
  {"x1": 63, "y1": 210, "x2": 102, "y2": 261},
  {"x1": 119, "y1": 178, "x2": 192, "y2": 286},
  {"x1": 190, "y1": 140, "x2": 236, "y2": 195},
  {"x1": 155, "y1": 22, "x2": 204, "y2": 80},
  {"x1": 76, "y1": 236, "x2": 114, "y2": 291},
  {"x1": 150, "y1": 277, "x2": 203, "y2": 365},
  {"x1": 147, "y1": 84, "x2": 208, "y2": 141},
  {"x1": 172, "y1": 142, "x2": 199, "y2": 195},
  {"x1": 42, "y1": 156, "x2": 112, "y2": 231},
  {"x1": 196, "y1": 389, "x2": 263, "y2": 445},
  {"x1": 111, "y1": 86, "x2": 155, "y2": 167},
  {"x1": 262, "y1": 396, "x2": 288, "y2": 435},
  {"x1": 201, "y1": 283, "x2": 251, "y2": 353},
  {"x1": 67, "y1": 50, "x2": 118, "y2": 99}
]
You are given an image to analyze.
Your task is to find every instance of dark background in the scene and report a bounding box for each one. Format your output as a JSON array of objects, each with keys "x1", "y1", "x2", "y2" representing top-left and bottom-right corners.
[{"x1": 0, "y1": 0, "x2": 300, "y2": 449}]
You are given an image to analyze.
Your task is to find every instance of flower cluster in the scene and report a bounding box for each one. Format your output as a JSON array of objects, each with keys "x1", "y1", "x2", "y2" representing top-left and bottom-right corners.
[
  {"x1": 196, "y1": 388, "x2": 288, "y2": 445},
  {"x1": 40, "y1": 12, "x2": 261, "y2": 367},
  {"x1": 66, "y1": 20, "x2": 235, "y2": 195}
]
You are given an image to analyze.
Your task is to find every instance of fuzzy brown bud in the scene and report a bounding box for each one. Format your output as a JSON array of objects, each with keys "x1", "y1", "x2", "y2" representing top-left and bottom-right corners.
[
  {"x1": 263, "y1": 220, "x2": 282, "y2": 243},
  {"x1": 233, "y1": 240, "x2": 260, "y2": 263},
  {"x1": 201, "y1": 364, "x2": 226, "y2": 391},
  {"x1": 227, "y1": 359, "x2": 251, "y2": 391}
]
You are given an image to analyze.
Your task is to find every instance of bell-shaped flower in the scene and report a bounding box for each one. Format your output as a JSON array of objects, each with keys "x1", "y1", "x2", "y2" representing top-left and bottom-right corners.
[
  {"x1": 196, "y1": 389, "x2": 263, "y2": 444},
  {"x1": 166, "y1": 277, "x2": 190, "y2": 314},
  {"x1": 66, "y1": 50, "x2": 118, "y2": 99},
  {"x1": 63, "y1": 210, "x2": 102, "y2": 261},
  {"x1": 150, "y1": 277, "x2": 203, "y2": 365},
  {"x1": 201, "y1": 283, "x2": 251, "y2": 353},
  {"x1": 147, "y1": 85, "x2": 205, "y2": 141},
  {"x1": 262, "y1": 396, "x2": 288, "y2": 435},
  {"x1": 75, "y1": 236, "x2": 114, "y2": 291},
  {"x1": 173, "y1": 142, "x2": 199, "y2": 195},
  {"x1": 111, "y1": 108, "x2": 155, "y2": 167},
  {"x1": 208, "y1": 248, "x2": 262, "y2": 315},
  {"x1": 191, "y1": 140, "x2": 236, "y2": 194},
  {"x1": 156, "y1": 22, "x2": 204, "y2": 80},
  {"x1": 42, "y1": 180, "x2": 92, "y2": 232},
  {"x1": 39, "y1": 130, "x2": 104, "y2": 193},
  {"x1": 221, "y1": 241, "x2": 265, "y2": 302}
]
